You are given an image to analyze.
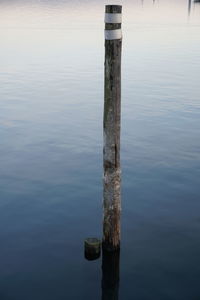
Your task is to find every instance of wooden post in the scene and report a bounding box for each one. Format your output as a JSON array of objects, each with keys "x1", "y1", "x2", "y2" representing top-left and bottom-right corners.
[{"x1": 103, "y1": 5, "x2": 122, "y2": 252}]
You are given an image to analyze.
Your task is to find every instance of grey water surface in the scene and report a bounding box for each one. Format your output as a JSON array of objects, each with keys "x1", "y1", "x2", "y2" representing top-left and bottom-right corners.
[{"x1": 0, "y1": 0, "x2": 200, "y2": 299}]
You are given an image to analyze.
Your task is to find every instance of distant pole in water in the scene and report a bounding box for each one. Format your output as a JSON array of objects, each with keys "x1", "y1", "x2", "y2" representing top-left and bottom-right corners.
[{"x1": 103, "y1": 5, "x2": 122, "y2": 252}]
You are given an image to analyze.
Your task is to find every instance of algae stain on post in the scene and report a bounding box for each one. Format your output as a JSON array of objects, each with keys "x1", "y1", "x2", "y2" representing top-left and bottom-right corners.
[{"x1": 103, "y1": 5, "x2": 122, "y2": 252}]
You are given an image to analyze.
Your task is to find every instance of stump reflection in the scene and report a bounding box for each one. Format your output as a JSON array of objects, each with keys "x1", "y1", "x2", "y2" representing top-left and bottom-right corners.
[{"x1": 101, "y1": 249, "x2": 120, "y2": 300}]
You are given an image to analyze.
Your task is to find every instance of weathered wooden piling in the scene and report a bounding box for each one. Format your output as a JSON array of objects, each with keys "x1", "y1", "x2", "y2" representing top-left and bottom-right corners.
[{"x1": 103, "y1": 5, "x2": 122, "y2": 252}]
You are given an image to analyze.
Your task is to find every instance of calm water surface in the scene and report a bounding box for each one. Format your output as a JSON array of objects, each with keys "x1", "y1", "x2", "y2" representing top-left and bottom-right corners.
[{"x1": 0, "y1": 0, "x2": 200, "y2": 299}]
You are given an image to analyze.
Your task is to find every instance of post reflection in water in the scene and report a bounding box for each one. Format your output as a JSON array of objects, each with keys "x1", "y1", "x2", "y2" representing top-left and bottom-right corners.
[
  {"x1": 101, "y1": 249, "x2": 120, "y2": 300},
  {"x1": 188, "y1": 0, "x2": 192, "y2": 15}
]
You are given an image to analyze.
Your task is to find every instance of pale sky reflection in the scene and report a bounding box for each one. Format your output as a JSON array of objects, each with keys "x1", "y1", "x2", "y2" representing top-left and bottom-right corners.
[{"x1": 0, "y1": 0, "x2": 199, "y2": 74}]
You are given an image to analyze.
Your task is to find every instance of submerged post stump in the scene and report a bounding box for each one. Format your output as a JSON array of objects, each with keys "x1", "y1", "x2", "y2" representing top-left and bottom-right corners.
[
  {"x1": 84, "y1": 238, "x2": 101, "y2": 260},
  {"x1": 103, "y1": 5, "x2": 122, "y2": 252}
]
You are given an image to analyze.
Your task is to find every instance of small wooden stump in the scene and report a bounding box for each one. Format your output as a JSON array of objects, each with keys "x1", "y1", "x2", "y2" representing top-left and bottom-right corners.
[{"x1": 84, "y1": 238, "x2": 101, "y2": 261}]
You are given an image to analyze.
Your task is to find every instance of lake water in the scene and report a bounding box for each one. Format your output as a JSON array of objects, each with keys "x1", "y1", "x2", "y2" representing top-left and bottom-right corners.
[{"x1": 0, "y1": 0, "x2": 200, "y2": 299}]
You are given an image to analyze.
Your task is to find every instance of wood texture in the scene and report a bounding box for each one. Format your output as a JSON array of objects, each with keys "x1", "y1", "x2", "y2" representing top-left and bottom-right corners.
[{"x1": 103, "y1": 5, "x2": 122, "y2": 252}]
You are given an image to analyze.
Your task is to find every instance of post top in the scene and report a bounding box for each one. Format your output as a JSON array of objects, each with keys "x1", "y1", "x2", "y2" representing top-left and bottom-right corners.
[{"x1": 105, "y1": 5, "x2": 122, "y2": 13}]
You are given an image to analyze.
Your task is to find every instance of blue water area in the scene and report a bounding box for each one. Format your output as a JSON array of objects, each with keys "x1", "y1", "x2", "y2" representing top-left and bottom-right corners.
[{"x1": 0, "y1": 0, "x2": 200, "y2": 299}]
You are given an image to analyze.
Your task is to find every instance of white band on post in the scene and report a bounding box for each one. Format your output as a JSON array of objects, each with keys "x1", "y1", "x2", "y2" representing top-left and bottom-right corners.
[
  {"x1": 105, "y1": 13, "x2": 122, "y2": 24},
  {"x1": 105, "y1": 29, "x2": 122, "y2": 40}
]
